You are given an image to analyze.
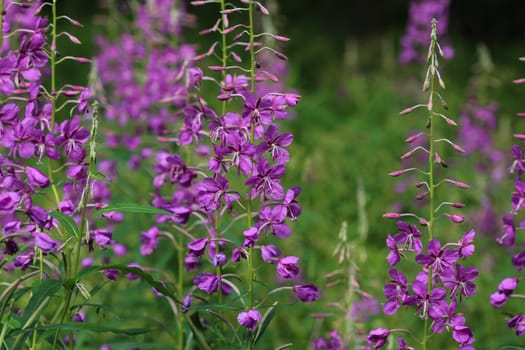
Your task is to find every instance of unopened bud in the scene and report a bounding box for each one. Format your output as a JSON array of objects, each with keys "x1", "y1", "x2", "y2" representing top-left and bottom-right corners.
[
  {"x1": 443, "y1": 116, "x2": 457, "y2": 126},
  {"x1": 231, "y1": 52, "x2": 242, "y2": 63},
  {"x1": 416, "y1": 192, "x2": 428, "y2": 200},
  {"x1": 222, "y1": 26, "x2": 235, "y2": 35},
  {"x1": 274, "y1": 35, "x2": 290, "y2": 42},
  {"x1": 217, "y1": 93, "x2": 232, "y2": 101},
  {"x1": 263, "y1": 71, "x2": 279, "y2": 82},
  {"x1": 448, "y1": 214, "x2": 464, "y2": 223},
  {"x1": 405, "y1": 132, "x2": 424, "y2": 143},
  {"x1": 400, "y1": 150, "x2": 413, "y2": 159},
  {"x1": 450, "y1": 180, "x2": 470, "y2": 189},
  {"x1": 441, "y1": 160, "x2": 448, "y2": 168},
  {"x1": 452, "y1": 202, "x2": 465, "y2": 208},
  {"x1": 62, "y1": 32, "x2": 81, "y2": 44},
  {"x1": 274, "y1": 51, "x2": 288, "y2": 61},
  {"x1": 400, "y1": 107, "x2": 415, "y2": 115},
  {"x1": 75, "y1": 57, "x2": 91, "y2": 63},
  {"x1": 452, "y1": 143, "x2": 465, "y2": 153},
  {"x1": 515, "y1": 134, "x2": 525, "y2": 140},
  {"x1": 419, "y1": 217, "x2": 428, "y2": 226},
  {"x1": 434, "y1": 152, "x2": 442, "y2": 164},
  {"x1": 209, "y1": 65, "x2": 226, "y2": 71},
  {"x1": 257, "y1": 3, "x2": 270, "y2": 15},
  {"x1": 389, "y1": 169, "x2": 407, "y2": 177},
  {"x1": 517, "y1": 112, "x2": 525, "y2": 117},
  {"x1": 383, "y1": 213, "x2": 401, "y2": 219},
  {"x1": 514, "y1": 78, "x2": 525, "y2": 84}
]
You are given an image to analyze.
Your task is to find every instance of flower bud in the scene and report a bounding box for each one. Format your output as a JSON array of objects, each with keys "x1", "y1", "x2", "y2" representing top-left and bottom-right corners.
[{"x1": 383, "y1": 213, "x2": 401, "y2": 219}]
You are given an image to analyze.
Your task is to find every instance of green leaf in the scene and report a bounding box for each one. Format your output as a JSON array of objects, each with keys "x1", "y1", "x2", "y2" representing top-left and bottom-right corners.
[
  {"x1": 75, "y1": 265, "x2": 177, "y2": 302},
  {"x1": 19, "y1": 279, "x2": 63, "y2": 328},
  {"x1": 10, "y1": 322, "x2": 148, "y2": 337},
  {"x1": 93, "y1": 202, "x2": 171, "y2": 215},
  {"x1": 190, "y1": 304, "x2": 244, "y2": 312},
  {"x1": 49, "y1": 211, "x2": 80, "y2": 238},
  {"x1": 90, "y1": 171, "x2": 109, "y2": 184},
  {"x1": 254, "y1": 302, "x2": 277, "y2": 345}
]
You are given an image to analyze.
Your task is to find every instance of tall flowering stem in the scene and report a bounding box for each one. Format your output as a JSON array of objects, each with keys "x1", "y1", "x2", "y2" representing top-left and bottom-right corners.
[
  {"x1": 490, "y1": 55, "x2": 525, "y2": 337},
  {"x1": 368, "y1": 19, "x2": 477, "y2": 349}
]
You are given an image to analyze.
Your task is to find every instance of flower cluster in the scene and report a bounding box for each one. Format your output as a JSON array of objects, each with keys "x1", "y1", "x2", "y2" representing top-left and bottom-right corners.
[
  {"x1": 180, "y1": 0, "x2": 318, "y2": 335},
  {"x1": 0, "y1": 0, "x2": 101, "y2": 271},
  {"x1": 491, "y1": 57, "x2": 525, "y2": 337},
  {"x1": 94, "y1": 0, "x2": 318, "y2": 346},
  {"x1": 368, "y1": 19, "x2": 477, "y2": 349},
  {"x1": 399, "y1": 0, "x2": 453, "y2": 64}
]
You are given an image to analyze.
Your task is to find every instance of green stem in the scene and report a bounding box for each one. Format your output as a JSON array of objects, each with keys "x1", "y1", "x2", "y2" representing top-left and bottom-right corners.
[
  {"x1": 177, "y1": 233, "x2": 184, "y2": 350},
  {"x1": 0, "y1": 0, "x2": 4, "y2": 52},
  {"x1": 50, "y1": 0, "x2": 57, "y2": 132},
  {"x1": 247, "y1": 1, "x2": 256, "y2": 349},
  {"x1": 423, "y1": 19, "x2": 438, "y2": 350},
  {"x1": 220, "y1": 0, "x2": 227, "y2": 116}
]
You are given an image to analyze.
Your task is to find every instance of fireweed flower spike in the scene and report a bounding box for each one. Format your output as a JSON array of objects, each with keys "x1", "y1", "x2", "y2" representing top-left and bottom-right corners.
[
  {"x1": 368, "y1": 19, "x2": 477, "y2": 349},
  {"x1": 491, "y1": 53, "x2": 525, "y2": 337},
  {"x1": 90, "y1": 0, "x2": 319, "y2": 347},
  {"x1": 0, "y1": 1, "x2": 119, "y2": 348}
]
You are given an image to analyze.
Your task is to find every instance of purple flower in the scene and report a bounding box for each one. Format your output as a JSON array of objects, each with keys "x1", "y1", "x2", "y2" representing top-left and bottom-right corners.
[
  {"x1": 258, "y1": 205, "x2": 290, "y2": 238},
  {"x1": 14, "y1": 252, "x2": 33, "y2": 270},
  {"x1": 283, "y1": 186, "x2": 301, "y2": 220},
  {"x1": 397, "y1": 336, "x2": 412, "y2": 350},
  {"x1": 441, "y1": 264, "x2": 478, "y2": 300},
  {"x1": 498, "y1": 214, "x2": 516, "y2": 247},
  {"x1": 452, "y1": 324, "x2": 474, "y2": 346},
  {"x1": 512, "y1": 250, "x2": 525, "y2": 271},
  {"x1": 224, "y1": 134, "x2": 256, "y2": 175},
  {"x1": 194, "y1": 272, "x2": 221, "y2": 294},
  {"x1": 140, "y1": 226, "x2": 160, "y2": 256},
  {"x1": 187, "y1": 237, "x2": 209, "y2": 257},
  {"x1": 34, "y1": 232, "x2": 59, "y2": 253},
  {"x1": 196, "y1": 175, "x2": 240, "y2": 212},
  {"x1": 237, "y1": 308, "x2": 261, "y2": 330},
  {"x1": 410, "y1": 277, "x2": 446, "y2": 318},
  {"x1": 415, "y1": 238, "x2": 458, "y2": 277},
  {"x1": 292, "y1": 283, "x2": 318, "y2": 303},
  {"x1": 490, "y1": 277, "x2": 518, "y2": 307},
  {"x1": 55, "y1": 115, "x2": 89, "y2": 161},
  {"x1": 276, "y1": 256, "x2": 299, "y2": 279},
  {"x1": 260, "y1": 244, "x2": 281, "y2": 263},
  {"x1": 181, "y1": 293, "x2": 192, "y2": 314},
  {"x1": 367, "y1": 328, "x2": 390, "y2": 349},
  {"x1": 457, "y1": 229, "x2": 475, "y2": 258},
  {"x1": 393, "y1": 220, "x2": 423, "y2": 253},
  {"x1": 508, "y1": 314, "x2": 525, "y2": 336},
  {"x1": 255, "y1": 124, "x2": 293, "y2": 164},
  {"x1": 383, "y1": 268, "x2": 409, "y2": 315},
  {"x1": 92, "y1": 229, "x2": 112, "y2": 247},
  {"x1": 429, "y1": 299, "x2": 465, "y2": 334},
  {"x1": 512, "y1": 178, "x2": 525, "y2": 214},
  {"x1": 386, "y1": 235, "x2": 401, "y2": 266},
  {"x1": 0, "y1": 192, "x2": 20, "y2": 215},
  {"x1": 245, "y1": 157, "x2": 285, "y2": 200}
]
